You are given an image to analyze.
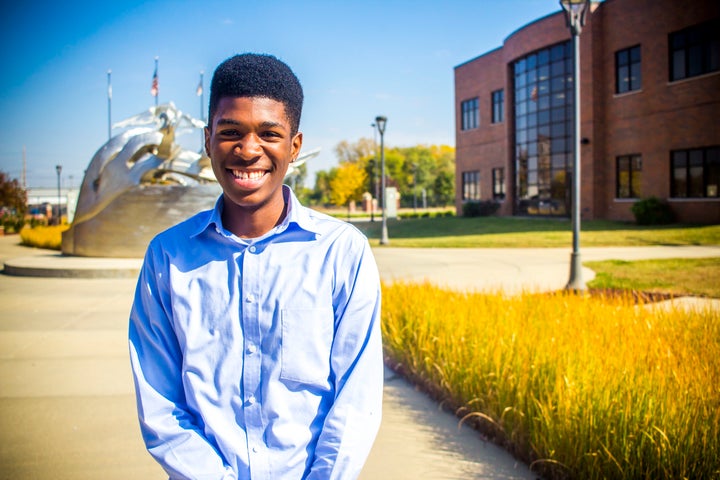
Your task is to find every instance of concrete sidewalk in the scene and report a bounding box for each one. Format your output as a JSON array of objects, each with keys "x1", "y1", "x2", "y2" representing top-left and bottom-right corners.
[{"x1": 1, "y1": 236, "x2": 718, "y2": 479}]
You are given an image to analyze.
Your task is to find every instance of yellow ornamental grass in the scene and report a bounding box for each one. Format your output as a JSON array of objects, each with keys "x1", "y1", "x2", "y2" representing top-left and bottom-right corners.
[
  {"x1": 381, "y1": 281, "x2": 720, "y2": 480},
  {"x1": 19, "y1": 225, "x2": 68, "y2": 250}
]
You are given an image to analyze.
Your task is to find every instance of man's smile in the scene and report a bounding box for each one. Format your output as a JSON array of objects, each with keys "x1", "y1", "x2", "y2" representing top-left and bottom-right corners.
[{"x1": 230, "y1": 169, "x2": 267, "y2": 180}]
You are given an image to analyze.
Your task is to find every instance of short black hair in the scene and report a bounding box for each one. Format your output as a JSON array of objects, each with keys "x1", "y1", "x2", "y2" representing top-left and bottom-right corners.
[{"x1": 208, "y1": 53, "x2": 303, "y2": 134}]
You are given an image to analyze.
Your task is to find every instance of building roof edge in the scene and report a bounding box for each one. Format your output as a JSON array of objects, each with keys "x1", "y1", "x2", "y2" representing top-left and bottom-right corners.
[{"x1": 454, "y1": 45, "x2": 503, "y2": 70}]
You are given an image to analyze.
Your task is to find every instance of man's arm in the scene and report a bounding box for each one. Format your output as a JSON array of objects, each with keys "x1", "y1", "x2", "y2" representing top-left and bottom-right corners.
[
  {"x1": 129, "y1": 245, "x2": 236, "y2": 480},
  {"x1": 307, "y1": 237, "x2": 384, "y2": 480}
]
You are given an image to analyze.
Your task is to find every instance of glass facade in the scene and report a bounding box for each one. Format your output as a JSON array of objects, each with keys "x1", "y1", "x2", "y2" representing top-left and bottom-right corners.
[{"x1": 513, "y1": 41, "x2": 574, "y2": 216}]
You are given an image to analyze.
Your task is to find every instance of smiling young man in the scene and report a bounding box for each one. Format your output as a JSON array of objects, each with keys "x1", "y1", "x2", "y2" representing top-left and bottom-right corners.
[{"x1": 129, "y1": 54, "x2": 383, "y2": 479}]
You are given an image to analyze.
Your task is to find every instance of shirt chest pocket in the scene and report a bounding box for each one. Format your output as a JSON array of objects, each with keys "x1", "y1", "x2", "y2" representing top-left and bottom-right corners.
[{"x1": 280, "y1": 307, "x2": 334, "y2": 387}]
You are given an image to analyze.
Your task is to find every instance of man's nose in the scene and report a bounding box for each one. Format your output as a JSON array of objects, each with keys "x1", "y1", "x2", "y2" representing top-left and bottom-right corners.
[{"x1": 233, "y1": 134, "x2": 262, "y2": 159}]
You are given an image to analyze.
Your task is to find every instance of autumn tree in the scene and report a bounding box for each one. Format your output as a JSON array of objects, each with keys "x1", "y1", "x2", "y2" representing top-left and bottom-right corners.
[
  {"x1": 310, "y1": 139, "x2": 456, "y2": 209},
  {"x1": 329, "y1": 162, "x2": 367, "y2": 208},
  {"x1": 0, "y1": 171, "x2": 27, "y2": 216}
]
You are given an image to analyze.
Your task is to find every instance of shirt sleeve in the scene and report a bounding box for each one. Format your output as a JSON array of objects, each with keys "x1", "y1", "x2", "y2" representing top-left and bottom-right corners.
[
  {"x1": 128, "y1": 243, "x2": 237, "y2": 480},
  {"x1": 307, "y1": 235, "x2": 384, "y2": 480}
]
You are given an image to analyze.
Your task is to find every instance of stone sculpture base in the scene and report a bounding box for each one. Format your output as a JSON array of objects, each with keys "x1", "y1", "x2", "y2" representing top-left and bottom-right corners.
[{"x1": 62, "y1": 183, "x2": 221, "y2": 258}]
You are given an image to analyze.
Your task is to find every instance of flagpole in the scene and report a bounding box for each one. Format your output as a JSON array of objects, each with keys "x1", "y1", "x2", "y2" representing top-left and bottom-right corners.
[
  {"x1": 107, "y1": 69, "x2": 112, "y2": 140},
  {"x1": 152, "y1": 56, "x2": 159, "y2": 107}
]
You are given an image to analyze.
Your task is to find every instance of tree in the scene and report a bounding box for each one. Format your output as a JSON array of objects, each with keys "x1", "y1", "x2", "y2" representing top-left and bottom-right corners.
[
  {"x1": 432, "y1": 170, "x2": 455, "y2": 207},
  {"x1": 311, "y1": 139, "x2": 456, "y2": 209},
  {"x1": 329, "y1": 162, "x2": 367, "y2": 208},
  {"x1": 0, "y1": 171, "x2": 27, "y2": 216},
  {"x1": 334, "y1": 138, "x2": 375, "y2": 164},
  {"x1": 311, "y1": 169, "x2": 334, "y2": 206}
]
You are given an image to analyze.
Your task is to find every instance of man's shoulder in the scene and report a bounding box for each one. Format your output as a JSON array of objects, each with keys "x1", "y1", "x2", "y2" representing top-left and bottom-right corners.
[
  {"x1": 300, "y1": 206, "x2": 366, "y2": 240},
  {"x1": 150, "y1": 208, "x2": 213, "y2": 247}
]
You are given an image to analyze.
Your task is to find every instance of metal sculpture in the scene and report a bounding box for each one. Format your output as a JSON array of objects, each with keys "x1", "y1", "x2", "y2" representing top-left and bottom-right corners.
[{"x1": 62, "y1": 103, "x2": 317, "y2": 257}]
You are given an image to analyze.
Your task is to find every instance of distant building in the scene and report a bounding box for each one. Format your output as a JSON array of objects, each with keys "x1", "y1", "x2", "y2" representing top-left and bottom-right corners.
[{"x1": 454, "y1": 0, "x2": 720, "y2": 223}]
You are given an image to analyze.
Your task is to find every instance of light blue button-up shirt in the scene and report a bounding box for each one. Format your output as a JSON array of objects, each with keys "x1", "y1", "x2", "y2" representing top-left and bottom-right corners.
[{"x1": 129, "y1": 186, "x2": 383, "y2": 479}]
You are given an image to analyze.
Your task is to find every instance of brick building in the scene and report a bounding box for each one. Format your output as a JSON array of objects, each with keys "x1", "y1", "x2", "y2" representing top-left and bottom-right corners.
[{"x1": 454, "y1": 0, "x2": 720, "y2": 223}]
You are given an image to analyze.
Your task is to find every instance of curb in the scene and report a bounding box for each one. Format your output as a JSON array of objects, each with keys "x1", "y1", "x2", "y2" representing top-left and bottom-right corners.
[{"x1": 3, "y1": 254, "x2": 142, "y2": 279}]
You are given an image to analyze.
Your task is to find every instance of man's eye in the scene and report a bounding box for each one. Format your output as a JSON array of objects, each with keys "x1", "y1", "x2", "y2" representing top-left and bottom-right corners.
[{"x1": 219, "y1": 129, "x2": 240, "y2": 137}]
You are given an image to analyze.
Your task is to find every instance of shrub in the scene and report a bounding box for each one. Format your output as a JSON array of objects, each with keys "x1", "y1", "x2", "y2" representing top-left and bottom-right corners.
[
  {"x1": 462, "y1": 200, "x2": 500, "y2": 217},
  {"x1": 631, "y1": 197, "x2": 674, "y2": 225},
  {"x1": 19, "y1": 225, "x2": 68, "y2": 250}
]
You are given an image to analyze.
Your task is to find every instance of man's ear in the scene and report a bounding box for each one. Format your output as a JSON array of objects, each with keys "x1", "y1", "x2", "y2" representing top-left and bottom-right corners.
[
  {"x1": 204, "y1": 126, "x2": 211, "y2": 156},
  {"x1": 291, "y1": 132, "x2": 303, "y2": 161}
]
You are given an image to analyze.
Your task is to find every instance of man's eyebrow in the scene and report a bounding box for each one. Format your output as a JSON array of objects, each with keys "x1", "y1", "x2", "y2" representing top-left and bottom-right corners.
[{"x1": 215, "y1": 118, "x2": 286, "y2": 130}]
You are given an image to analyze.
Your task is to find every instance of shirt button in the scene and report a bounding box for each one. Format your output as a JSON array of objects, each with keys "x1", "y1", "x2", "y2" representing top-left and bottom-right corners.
[
  {"x1": 252, "y1": 446, "x2": 258, "y2": 453},
  {"x1": 247, "y1": 394, "x2": 256, "y2": 405},
  {"x1": 245, "y1": 294, "x2": 255, "y2": 303},
  {"x1": 247, "y1": 344, "x2": 257, "y2": 354},
  {"x1": 248, "y1": 245, "x2": 256, "y2": 253}
]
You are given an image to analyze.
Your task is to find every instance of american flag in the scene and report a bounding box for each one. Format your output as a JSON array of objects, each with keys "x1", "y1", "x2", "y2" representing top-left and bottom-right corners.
[{"x1": 151, "y1": 63, "x2": 159, "y2": 97}]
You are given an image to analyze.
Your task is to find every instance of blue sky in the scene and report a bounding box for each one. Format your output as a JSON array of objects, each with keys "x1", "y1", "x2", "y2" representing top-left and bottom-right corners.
[{"x1": 0, "y1": 0, "x2": 560, "y2": 188}]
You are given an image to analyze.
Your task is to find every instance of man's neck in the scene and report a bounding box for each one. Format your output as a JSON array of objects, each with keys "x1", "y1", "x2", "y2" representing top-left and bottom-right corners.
[{"x1": 222, "y1": 197, "x2": 288, "y2": 239}]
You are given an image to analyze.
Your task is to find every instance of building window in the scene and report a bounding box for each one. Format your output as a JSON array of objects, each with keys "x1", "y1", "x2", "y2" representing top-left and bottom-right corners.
[
  {"x1": 462, "y1": 170, "x2": 480, "y2": 201},
  {"x1": 491, "y1": 89, "x2": 504, "y2": 123},
  {"x1": 671, "y1": 147, "x2": 719, "y2": 198},
  {"x1": 669, "y1": 19, "x2": 720, "y2": 82},
  {"x1": 492, "y1": 168, "x2": 505, "y2": 200},
  {"x1": 461, "y1": 98, "x2": 479, "y2": 130},
  {"x1": 513, "y1": 41, "x2": 573, "y2": 217},
  {"x1": 616, "y1": 45, "x2": 641, "y2": 93},
  {"x1": 616, "y1": 154, "x2": 642, "y2": 198}
]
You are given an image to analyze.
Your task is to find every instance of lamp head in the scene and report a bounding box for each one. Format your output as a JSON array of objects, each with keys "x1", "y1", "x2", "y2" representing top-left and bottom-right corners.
[
  {"x1": 559, "y1": 0, "x2": 590, "y2": 34},
  {"x1": 56, "y1": 165, "x2": 62, "y2": 175},
  {"x1": 375, "y1": 116, "x2": 387, "y2": 135}
]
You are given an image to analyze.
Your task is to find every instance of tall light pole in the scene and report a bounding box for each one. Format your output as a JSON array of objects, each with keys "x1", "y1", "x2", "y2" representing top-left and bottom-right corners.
[
  {"x1": 55, "y1": 165, "x2": 63, "y2": 225},
  {"x1": 375, "y1": 116, "x2": 389, "y2": 245},
  {"x1": 560, "y1": 0, "x2": 590, "y2": 292}
]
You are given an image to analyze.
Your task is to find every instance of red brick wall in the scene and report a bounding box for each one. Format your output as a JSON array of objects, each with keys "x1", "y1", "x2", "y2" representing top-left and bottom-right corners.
[{"x1": 454, "y1": 0, "x2": 720, "y2": 224}]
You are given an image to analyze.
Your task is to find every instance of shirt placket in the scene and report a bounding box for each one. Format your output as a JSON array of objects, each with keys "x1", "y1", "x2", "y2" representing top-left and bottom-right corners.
[{"x1": 241, "y1": 243, "x2": 270, "y2": 478}]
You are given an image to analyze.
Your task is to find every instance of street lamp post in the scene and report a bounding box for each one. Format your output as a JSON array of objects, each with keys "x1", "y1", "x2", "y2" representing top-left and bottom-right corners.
[
  {"x1": 560, "y1": 0, "x2": 590, "y2": 292},
  {"x1": 55, "y1": 165, "x2": 63, "y2": 225},
  {"x1": 375, "y1": 116, "x2": 389, "y2": 245}
]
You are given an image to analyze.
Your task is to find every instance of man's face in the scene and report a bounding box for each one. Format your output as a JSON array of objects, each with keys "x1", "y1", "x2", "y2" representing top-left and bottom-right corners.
[{"x1": 205, "y1": 96, "x2": 302, "y2": 215}]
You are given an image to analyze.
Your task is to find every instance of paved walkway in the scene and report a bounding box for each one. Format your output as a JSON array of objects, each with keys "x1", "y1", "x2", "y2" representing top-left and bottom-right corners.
[{"x1": 1, "y1": 236, "x2": 718, "y2": 479}]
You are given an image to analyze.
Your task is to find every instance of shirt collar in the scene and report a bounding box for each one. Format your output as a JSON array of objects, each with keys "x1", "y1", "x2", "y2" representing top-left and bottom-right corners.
[{"x1": 190, "y1": 185, "x2": 321, "y2": 239}]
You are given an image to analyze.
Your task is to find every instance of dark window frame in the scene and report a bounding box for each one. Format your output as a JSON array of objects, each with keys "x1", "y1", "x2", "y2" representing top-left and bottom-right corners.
[
  {"x1": 616, "y1": 45, "x2": 642, "y2": 93},
  {"x1": 671, "y1": 146, "x2": 720, "y2": 198},
  {"x1": 461, "y1": 97, "x2": 479, "y2": 130},
  {"x1": 462, "y1": 170, "x2": 481, "y2": 201},
  {"x1": 669, "y1": 19, "x2": 720, "y2": 82},
  {"x1": 491, "y1": 89, "x2": 504, "y2": 123},
  {"x1": 492, "y1": 167, "x2": 505, "y2": 200},
  {"x1": 616, "y1": 154, "x2": 642, "y2": 198}
]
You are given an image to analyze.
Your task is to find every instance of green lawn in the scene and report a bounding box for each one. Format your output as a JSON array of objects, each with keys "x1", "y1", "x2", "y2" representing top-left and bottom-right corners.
[
  {"x1": 353, "y1": 216, "x2": 720, "y2": 297},
  {"x1": 353, "y1": 216, "x2": 720, "y2": 248},
  {"x1": 585, "y1": 257, "x2": 720, "y2": 298}
]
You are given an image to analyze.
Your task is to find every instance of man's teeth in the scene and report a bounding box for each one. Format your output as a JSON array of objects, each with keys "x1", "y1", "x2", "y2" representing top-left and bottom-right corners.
[{"x1": 232, "y1": 170, "x2": 265, "y2": 180}]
